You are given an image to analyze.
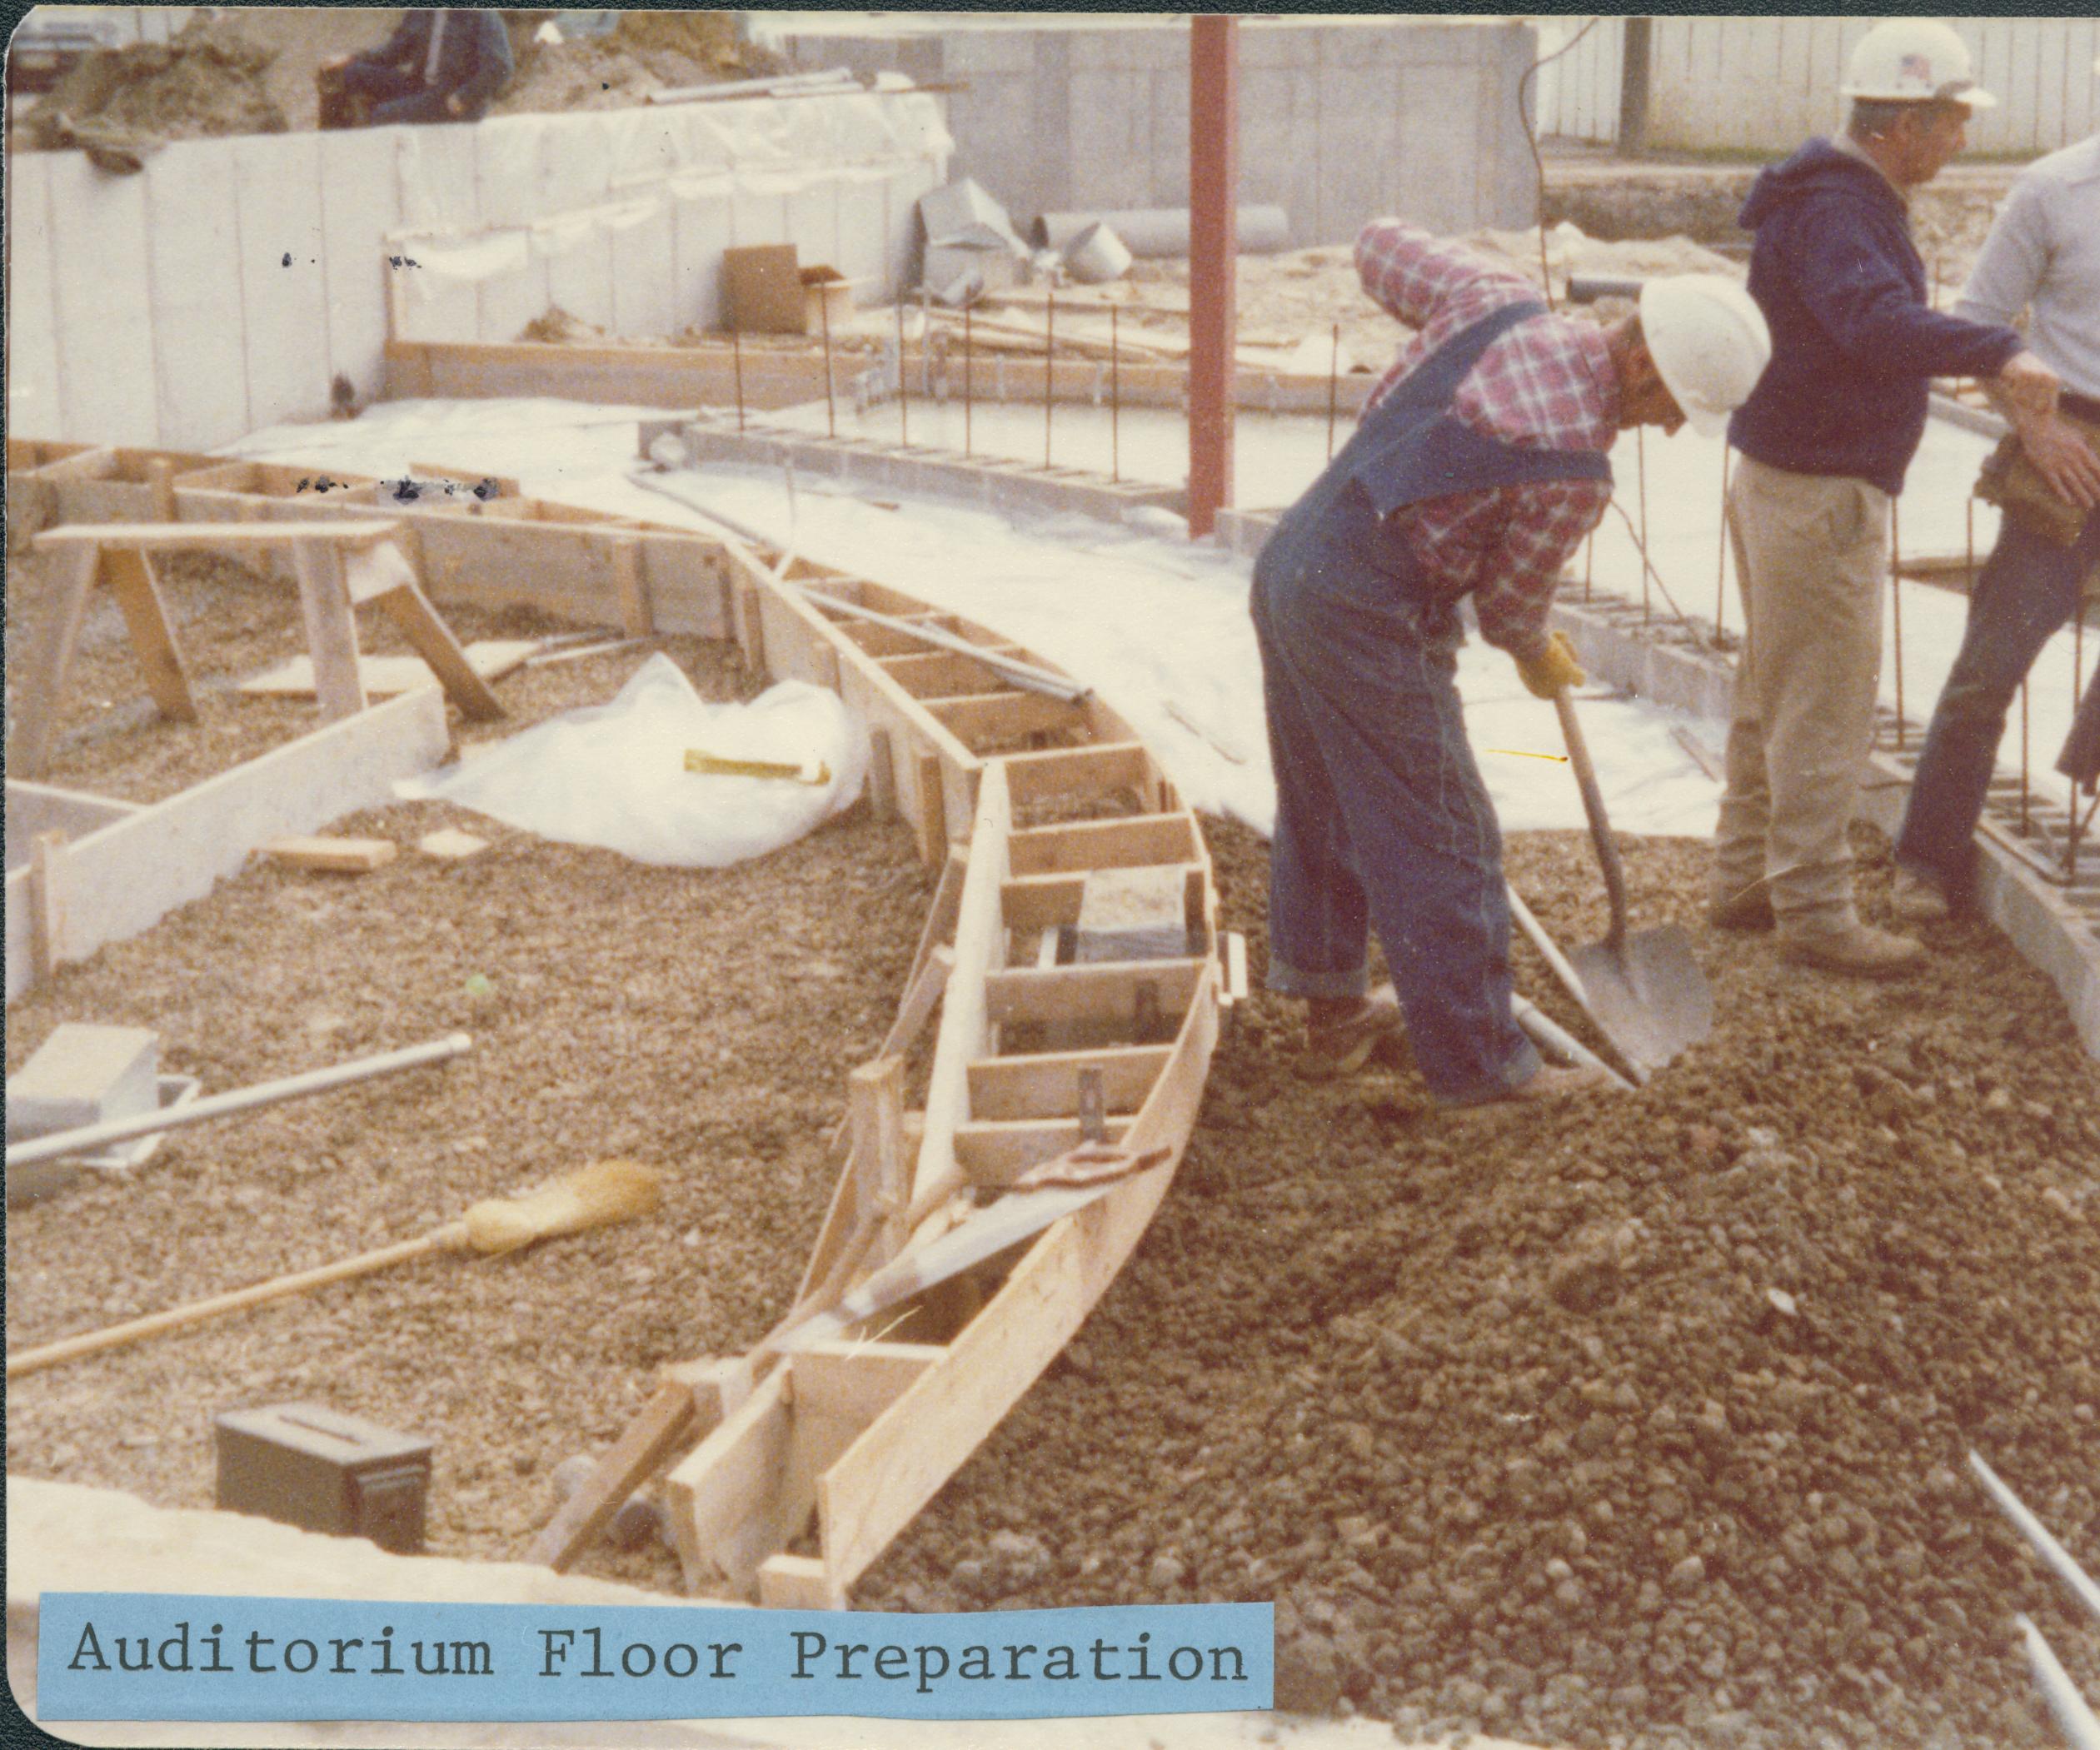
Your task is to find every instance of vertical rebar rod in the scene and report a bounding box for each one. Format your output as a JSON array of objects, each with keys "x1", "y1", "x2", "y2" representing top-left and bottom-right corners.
[
  {"x1": 731, "y1": 327, "x2": 746, "y2": 433},
  {"x1": 896, "y1": 301, "x2": 909, "y2": 446},
  {"x1": 1110, "y1": 305, "x2": 1121, "y2": 482},
  {"x1": 1327, "y1": 322, "x2": 1340, "y2": 461},
  {"x1": 1715, "y1": 444, "x2": 1731, "y2": 645},
  {"x1": 821, "y1": 292, "x2": 836, "y2": 439},
  {"x1": 1637, "y1": 426, "x2": 1650, "y2": 626},
  {"x1": 1891, "y1": 499, "x2": 1905, "y2": 750},
  {"x1": 1044, "y1": 292, "x2": 1055, "y2": 469},
  {"x1": 963, "y1": 307, "x2": 973, "y2": 456}
]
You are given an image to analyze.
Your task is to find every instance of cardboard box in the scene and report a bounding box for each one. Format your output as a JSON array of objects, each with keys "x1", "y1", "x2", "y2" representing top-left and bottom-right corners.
[{"x1": 721, "y1": 246, "x2": 860, "y2": 337}]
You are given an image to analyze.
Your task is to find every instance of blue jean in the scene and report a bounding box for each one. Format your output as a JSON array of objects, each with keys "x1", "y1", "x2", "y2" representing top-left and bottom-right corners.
[
  {"x1": 1250, "y1": 486, "x2": 1540, "y2": 1105},
  {"x1": 1896, "y1": 508, "x2": 2100, "y2": 900}
]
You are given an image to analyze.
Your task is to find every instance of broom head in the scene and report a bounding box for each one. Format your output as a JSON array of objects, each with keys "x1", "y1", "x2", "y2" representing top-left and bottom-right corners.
[{"x1": 461, "y1": 1159, "x2": 662, "y2": 1256}]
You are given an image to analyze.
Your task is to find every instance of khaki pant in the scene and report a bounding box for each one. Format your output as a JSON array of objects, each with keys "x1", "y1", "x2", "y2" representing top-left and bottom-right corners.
[{"x1": 1713, "y1": 454, "x2": 1889, "y2": 936}]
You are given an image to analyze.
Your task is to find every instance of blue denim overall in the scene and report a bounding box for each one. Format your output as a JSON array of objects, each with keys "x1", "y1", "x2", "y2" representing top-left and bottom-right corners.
[{"x1": 1251, "y1": 302, "x2": 1612, "y2": 1104}]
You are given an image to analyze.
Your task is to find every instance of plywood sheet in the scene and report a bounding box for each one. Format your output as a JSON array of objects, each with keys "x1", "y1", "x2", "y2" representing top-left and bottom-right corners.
[
  {"x1": 317, "y1": 127, "x2": 406, "y2": 407},
  {"x1": 235, "y1": 133, "x2": 332, "y2": 431},
  {"x1": 47, "y1": 154, "x2": 158, "y2": 446},
  {"x1": 144, "y1": 140, "x2": 250, "y2": 451},
  {"x1": 237, "y1": 640, "x2": 538, "y2": 700},
  {"x1": 5, "y1": 155, "x2": 64, "y2": 442}
]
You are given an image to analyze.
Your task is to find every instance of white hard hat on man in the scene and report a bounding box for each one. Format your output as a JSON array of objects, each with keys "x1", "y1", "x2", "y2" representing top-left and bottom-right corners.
[
  {"x1": 1840, "y1": 18, "x2": 1996, "y2": 108},
  {"x1": 1639, "y1": 277, "x2": 1773, "y2": 439}
]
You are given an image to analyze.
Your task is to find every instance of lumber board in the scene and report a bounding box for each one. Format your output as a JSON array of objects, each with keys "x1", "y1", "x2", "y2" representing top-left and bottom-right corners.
[
  {"x1": 22, "y1": 688, "x2": 450, "y2": 988},
  {"x1": 925, "y1": 691, "x2": 1090, "y2": 747},
  {"x1": 4, "y1": 782, "x2": 142, "y2": 877},
  {"x1": 847, "y1": 1057, "x2": 910, "y2": 1268},
  {"x1": 814, "y1": 965, "x2": 1220, "y2": 1590},
  {"x1": 4, "y1": 868, "x2": 35, "y2": 1003},
  {"x1": 1003, "y1": 740, "x2": 1153, "y2": 807},
  {"x1": 875, "y1": 650, "x2": 1023, "y2": 699},
  {"x1": 9, "y1": 544, "x2": 102, "y2": 780},
  {"x1": 531, "y1": 1379, "x2": 696, "y2": 1573},
  {"x1": 98, "y1": 547, "x2": 198, "y2": 725},
  {"x1": 260, "y1": 835, "x2": 397, "y2": 875},
  {"x1": 611, "y1": 535, "x2": 651, "y2": 637},
  {"x1": 909, "y1": 762, "x2": 1012, "y2": 1216},
  {"x1": 292, "y1": 540, "x2": 367, "y2": 722},
  {"x1": 32, "y1": 521, "x2": 403, "y2": 550},
  {"x1": 953, "y1": 1115, "x2": 1135, "y2": 1184},
  {"x1": 754, "y1": 1555, "x2": 840, "y2": 1613},
  {"x1": 985, "y1": 958, "x2": 1207, "y2": 1026},
  {"x1": 664, "y1": 1369, "x2": 798, "y2": 1592},
  {"x1": 966, "y1": 1044, "x2": 1171, "y2": 1121},
  {"x1": 913, "y1": 750, "x2": 951, "y2": 870},
  {"x1": 370, "y1": 581, "x2": 508, "y2": 721},
  {"x1": 238, "y1": 642, "x2": 537, "y2": 700},
  {"x1": 29, "y1": 832, "x2": 68, "y2": 985},
  {"x1": 1007, "y1": 812, "x2": 1201, "y2": 876}
]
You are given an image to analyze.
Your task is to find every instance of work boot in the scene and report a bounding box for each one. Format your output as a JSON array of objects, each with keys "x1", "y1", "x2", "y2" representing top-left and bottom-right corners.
[
  {"x1": 1447, "y1": 1061, "x2": 1615, "y2": 1115},
  {"x1": 1297, "y1": 988, "x2": 1408, "y2": 1079},
  {"x1": 1778, "y1": 921, "x2": 1924, "y2": 980},
  {"x1": 1891, "y1": 866, "x2": 1952, "y2": 925},
  {"x1": 1706, "y1": 879, "x2": 1775, "y2": 932}
]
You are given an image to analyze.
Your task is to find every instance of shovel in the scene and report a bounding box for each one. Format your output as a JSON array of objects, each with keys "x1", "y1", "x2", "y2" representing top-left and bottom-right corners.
[{"x1": 1549, "y1": 690, "x2": 1713, "y2": 1078}]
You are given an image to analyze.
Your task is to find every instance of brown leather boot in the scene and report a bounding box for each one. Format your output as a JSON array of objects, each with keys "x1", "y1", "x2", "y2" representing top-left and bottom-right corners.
[
  {"x1": 1778, "y1": 922, "x2": 1924, "y2": 980},
  {"x1": 1297, "y1": 989, "x2": 1408, "y2": 1079}
]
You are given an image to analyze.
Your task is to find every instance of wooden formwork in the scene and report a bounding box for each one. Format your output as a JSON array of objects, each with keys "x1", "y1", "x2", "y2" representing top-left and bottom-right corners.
[{"x1": 4, "y1": 431, "x2": 1230, "y2": 1611}]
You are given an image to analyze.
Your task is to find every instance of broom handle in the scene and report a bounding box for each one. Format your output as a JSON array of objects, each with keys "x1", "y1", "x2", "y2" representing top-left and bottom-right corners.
[
  {"x1": 6, "y1": 1224, "x2": 465, "y2": 1379},
  {"x1": 1554, "y1": 690, "x2": 1629, "y2": 954}
]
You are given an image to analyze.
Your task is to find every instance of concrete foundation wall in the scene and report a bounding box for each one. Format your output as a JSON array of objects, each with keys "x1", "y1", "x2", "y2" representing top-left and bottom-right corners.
[
  {"x1": 786, "y1": 18, "x2": 1540, "y2": 252},
  {"x1": 5, "y1": 94, "x2": 950, "y2": 452}
]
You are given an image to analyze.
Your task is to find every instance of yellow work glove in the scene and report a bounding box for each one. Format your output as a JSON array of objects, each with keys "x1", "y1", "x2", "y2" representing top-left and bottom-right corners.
[{"x1": 1515, "y1": 631, "x2": 1584, "y2": 700}]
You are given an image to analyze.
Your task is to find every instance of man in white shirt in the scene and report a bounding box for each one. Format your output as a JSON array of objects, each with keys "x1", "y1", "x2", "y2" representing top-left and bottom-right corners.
[{"x1": 1893, "y1": 75, "x2": 2100, "y2": 919}]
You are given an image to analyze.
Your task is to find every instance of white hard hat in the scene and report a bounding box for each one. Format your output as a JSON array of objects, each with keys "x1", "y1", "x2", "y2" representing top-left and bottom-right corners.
[
  {"x1": 1639, "y1": 276, "x2": 1773, "y2": 439},
  {"x1": 1840, "y1": 19, "x2": 1997, "y2": 109}
]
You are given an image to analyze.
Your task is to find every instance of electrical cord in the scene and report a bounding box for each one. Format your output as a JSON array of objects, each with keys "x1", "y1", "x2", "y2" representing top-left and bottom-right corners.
[{"x1": 1517, "y1": 16, "x2": 1604, "y2": 308}]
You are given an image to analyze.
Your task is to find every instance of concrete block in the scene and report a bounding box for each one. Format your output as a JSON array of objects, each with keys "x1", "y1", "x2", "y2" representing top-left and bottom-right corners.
[
  {"x1": 7, "y1": 1024, "x2": 160, "y2": 1143},
  {"x1": 1075, "y1": 865, "x2": 1190, "y2": 964}
]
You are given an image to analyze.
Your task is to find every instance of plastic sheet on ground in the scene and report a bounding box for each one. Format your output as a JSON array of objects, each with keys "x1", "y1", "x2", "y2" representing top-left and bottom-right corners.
[{"x1": 393, "y1": 655, "x2": 869, "y2": 868}]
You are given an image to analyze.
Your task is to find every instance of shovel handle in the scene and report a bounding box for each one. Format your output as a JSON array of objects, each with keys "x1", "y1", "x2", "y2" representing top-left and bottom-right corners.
[{"x1": 1553, "y1": 691, "x2": 1629, "y2": 954}]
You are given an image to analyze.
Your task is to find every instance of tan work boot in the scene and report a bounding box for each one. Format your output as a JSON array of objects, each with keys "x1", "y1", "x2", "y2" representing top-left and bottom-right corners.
[
  {"x1": 1297, "y1": 988, "x2": 1408, "y2": 1079},
  {"x1": 1891, "y1": 867, "x2": 1952, "y2": 925},
  {"x1": 1707, "y1": 880, "x2": 1775, "y2": 933},
  {"x1": 1778, "y1": 921, "x2": 1924, "y2": 980},
  {"x1": 1447, "y1": 1061, "x2": 1615, "y2": 1115}
]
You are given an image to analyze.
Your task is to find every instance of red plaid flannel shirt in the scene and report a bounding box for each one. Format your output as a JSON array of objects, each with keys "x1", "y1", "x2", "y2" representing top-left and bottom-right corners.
[{"x1": 1354, "y1": 220, "x2": 1620, "y2": 659}]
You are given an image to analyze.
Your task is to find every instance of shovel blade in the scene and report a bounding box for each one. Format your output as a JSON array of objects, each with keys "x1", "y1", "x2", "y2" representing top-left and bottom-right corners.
[{"x1": 1568, "y1": 925, "x2": 1713, "y2": 1074}]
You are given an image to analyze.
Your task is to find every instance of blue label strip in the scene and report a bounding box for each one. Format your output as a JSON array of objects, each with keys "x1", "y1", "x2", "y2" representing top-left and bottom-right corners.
[{"x1": 38, "y1": 1594, "x2": 1273, "y2": 1722}]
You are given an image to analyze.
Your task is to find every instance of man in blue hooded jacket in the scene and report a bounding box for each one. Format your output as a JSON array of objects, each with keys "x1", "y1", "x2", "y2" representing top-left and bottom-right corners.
[{"x1": 1710, "y1": 19, "x2": 2059, "y2": 980}]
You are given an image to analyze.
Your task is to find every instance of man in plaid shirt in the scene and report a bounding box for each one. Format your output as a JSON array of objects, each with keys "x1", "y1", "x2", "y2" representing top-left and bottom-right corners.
[{"x1": 1251, "y1": 220, "x2": 1768, "y2": 1109}]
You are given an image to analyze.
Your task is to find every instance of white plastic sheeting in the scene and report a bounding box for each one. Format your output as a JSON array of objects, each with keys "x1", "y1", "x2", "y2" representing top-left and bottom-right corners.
[{"x1": 394, "y1": 656, "x2": 869, "y2": 868}]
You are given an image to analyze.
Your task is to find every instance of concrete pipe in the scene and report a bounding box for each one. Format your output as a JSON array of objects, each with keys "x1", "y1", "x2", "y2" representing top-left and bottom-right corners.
[
  {"x1": 1033, "y1": 205, "x2": 1291, "y2": 259},
  {"x1": 1063, "y1": 221, "x2": 1134, "y2": 285}
]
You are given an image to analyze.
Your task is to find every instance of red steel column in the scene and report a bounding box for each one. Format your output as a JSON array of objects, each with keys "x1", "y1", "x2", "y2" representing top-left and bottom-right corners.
[{"x1": 1187, "y1": 14, "x2": 1238, "y2": 539}]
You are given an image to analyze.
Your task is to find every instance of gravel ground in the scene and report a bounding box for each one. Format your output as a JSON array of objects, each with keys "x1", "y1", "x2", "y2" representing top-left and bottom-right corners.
[
  {"x1": 857, "y1": 819, "x2": 2100, "y2": 1750},
  {"x1": 7, "y1": 552, "x2": 2098, "y2": 1745}
]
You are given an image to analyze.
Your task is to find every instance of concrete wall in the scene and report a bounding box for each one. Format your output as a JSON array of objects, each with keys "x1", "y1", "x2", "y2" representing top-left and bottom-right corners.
[
  {"x1": 5, "y1": 93, "x2": 950, "y2": 451},
  {"x1": 785, "y1": 17, "x2": 1540, "y2": 250}
]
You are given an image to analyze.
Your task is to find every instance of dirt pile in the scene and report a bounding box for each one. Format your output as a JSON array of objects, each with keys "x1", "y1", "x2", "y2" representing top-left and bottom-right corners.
[
  {"x1": 26, "y1": 19, "x2": 287, "y2": 146},
  {"x1": 860, "y1": 819, "x2": 2100, "y2": 1750},
  {"x1": 495, "y1": 11, "x2": 785, "y2": 117}
]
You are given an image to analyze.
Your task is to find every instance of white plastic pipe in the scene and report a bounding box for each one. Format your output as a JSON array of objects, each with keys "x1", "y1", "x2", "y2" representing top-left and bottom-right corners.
[
  {"x1": 2017, "y1": 1617, "x2": 2100, "y2": 1750},
  {"x1": 1970, "y1": 1451, "x2": 2100, "y2": 1627},
  {"x1": 7, "y1": 1035, "x2": 473, "y2": 1169}
]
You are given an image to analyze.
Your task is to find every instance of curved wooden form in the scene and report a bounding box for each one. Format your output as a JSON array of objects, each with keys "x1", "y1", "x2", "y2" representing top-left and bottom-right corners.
[{"x1": 658, "y1": 541, "x2": 1226, "y2": 1611}]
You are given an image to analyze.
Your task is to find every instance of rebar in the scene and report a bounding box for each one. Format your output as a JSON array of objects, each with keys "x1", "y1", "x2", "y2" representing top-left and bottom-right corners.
[
  {"x1": 1044, "y1": 291, "x2": 1055, "y2": 469},
  {"x1": 895, "y1": 301, "x2": 909, "y2": 446},
  {"x1": 820, "y1": 291, "x2": 836, "y2": 439},
  {"x1": 1606, "y1": 500, "x2": 1706, "y2": 646},
  {"x1": 1891, "y1": 498, "x2": 1904, "y2": 748},
  {"x1": 1637, "y1": 426, "x2": 1650, "y2": 627},
  {"x1": 1327, "y1": 322, "x2": 1340, "y2": 461},
  {"x1": 1110, "y1": 305, "x2": 1121, "y2": 481}
]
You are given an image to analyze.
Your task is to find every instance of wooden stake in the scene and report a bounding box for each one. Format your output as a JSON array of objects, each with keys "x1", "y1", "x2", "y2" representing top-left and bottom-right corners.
[
  {"x1": 12, "y1": 544, "x2": 104, "y2": 779},
  {"x1": 611, "y1": 535, "x2": 653, "y2": 638},
  {"x1": 100, "y1": 546, "x2": 198, "y2": 725},
  {"x1": 292, "y1": 538, "x2": 367, "y2": 722},
  {"x1": 29, "y1": 830, "x2": 68, "y2": 981}
]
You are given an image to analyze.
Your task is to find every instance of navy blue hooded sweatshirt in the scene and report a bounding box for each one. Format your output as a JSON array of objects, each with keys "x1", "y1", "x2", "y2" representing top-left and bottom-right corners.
[{"x1": 1726, "y1": 138, "x2": 2023, "y2": 497}]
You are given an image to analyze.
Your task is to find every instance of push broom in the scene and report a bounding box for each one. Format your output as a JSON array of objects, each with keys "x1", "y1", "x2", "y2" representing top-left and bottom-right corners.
[{"x1": 6, "y1": 1160, "x2": 661, "y2": 1379}]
